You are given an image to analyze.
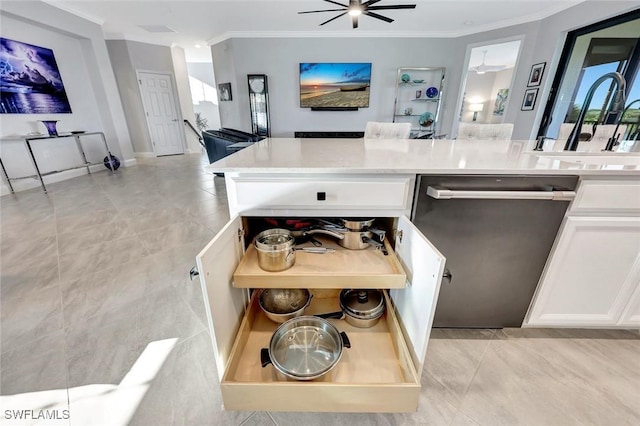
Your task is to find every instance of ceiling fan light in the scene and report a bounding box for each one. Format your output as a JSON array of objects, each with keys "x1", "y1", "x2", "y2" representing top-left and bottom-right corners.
[{"x1": 348, "y1": 8, "x2": 362, "y2": 16}]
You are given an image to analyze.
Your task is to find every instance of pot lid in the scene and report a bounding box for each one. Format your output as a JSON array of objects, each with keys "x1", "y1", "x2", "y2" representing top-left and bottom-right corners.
[{"x1": 340, "y1": 289, "x2": 385, "y2": 318}]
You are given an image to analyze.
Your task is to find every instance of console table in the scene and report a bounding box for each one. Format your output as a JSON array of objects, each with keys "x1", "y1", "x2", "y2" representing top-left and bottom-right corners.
[{"x1": 0, "y1": 131, "x2": 116, "y2": 194}]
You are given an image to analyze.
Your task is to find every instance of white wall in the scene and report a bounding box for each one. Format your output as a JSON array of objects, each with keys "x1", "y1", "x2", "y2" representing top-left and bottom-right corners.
[
  {"x1": 0, "y1": 2, "x2": 134, "y2": 194},
  {"x1": 211, "y1": 37, "x2": 461, "y2": 137},
  {"x1": 171, "y1": 46, "x2": 201, "y2": 153}
]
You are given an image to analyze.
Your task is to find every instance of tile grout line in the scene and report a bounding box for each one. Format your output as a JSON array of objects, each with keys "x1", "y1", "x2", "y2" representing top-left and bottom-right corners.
[
  {"x1": 52, "y1": 190, "x2": 73, "y2": 420},
  {"x1": 450, "y1": 329, "x2": 498, "y2": 426}
]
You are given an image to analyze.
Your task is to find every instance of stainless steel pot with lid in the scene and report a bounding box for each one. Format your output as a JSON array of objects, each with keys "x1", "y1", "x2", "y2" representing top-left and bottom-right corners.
[
  {"x1": 340, "y1": 289, "x2": 385, "y2": 327},
  {"x1": 254, "y1": 229, "x2": 296, "y2": 272},
  {"x1": 260, "y1": 316, "x2": 351, "y2": 380},
  {"x1": 317, "y1": 289, "x2": 386, "y2": 328}
]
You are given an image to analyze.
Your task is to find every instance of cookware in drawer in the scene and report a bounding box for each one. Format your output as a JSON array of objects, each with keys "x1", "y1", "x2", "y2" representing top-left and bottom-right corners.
[
  {"x1": 233, "y1": 236, "x2": 406, "y2": 288},
  {"x1": 219, "y1": 290, "x2": 420, "y2": 412}
]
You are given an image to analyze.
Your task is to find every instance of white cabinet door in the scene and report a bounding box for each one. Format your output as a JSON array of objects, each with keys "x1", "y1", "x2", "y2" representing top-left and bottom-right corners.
[
  {"x1": 618, "y1": 266, "x2": 640, "y2": 327},
  {"x1": 390, "y1": 215, "x2": 446, "y2": 377},
  {"x1": 527, "y1": 216, "x2": 640, "y2": 327},
  {"x1": 196, "y1": 215, "x2": 248, "y2": 380}
]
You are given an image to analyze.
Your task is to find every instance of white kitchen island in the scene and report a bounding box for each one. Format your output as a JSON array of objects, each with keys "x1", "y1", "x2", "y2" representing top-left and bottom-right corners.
[{"x1": 195, "y1": 138, "x2": 640, "y2": 413}]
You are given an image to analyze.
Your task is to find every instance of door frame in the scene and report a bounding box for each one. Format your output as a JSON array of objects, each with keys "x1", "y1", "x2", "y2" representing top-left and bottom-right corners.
[
  {"x1": 136, "y1": 69, "x2": 186, "y2": 156},
  {"x1": 536, "y1": 9, "x2": 640, "y2": 138},
  {"x1": 451, "y1": 34, "x2": 526, "y2": 138}
]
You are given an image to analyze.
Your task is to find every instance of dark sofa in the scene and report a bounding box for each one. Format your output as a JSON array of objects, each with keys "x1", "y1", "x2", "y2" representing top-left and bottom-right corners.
[{"x1": 202, "y1": 128, "x2": 263, "y2": 165}]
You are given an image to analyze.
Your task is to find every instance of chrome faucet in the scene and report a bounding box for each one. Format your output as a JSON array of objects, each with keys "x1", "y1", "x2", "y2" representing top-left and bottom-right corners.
[
  {"x1": 604, "y1": 98, "x2": 640, "y2": 151},
  {"x1": 564, "y1": 72, "x2": 626, "y2": 151}
]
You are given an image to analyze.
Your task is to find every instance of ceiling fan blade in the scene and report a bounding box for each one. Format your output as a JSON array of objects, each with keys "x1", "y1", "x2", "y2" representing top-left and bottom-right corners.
[
  {"x1": 367, "y1": 5, "x2": 417, "y2": 10},
  {"x1": 320, "y1": 12, "x2": 348, "y2": 26},
  {"x1": 323, "y1": 0, "x2": 349, "y2": 7},
  {"x1": 299, "y1": 9, "x2": 348, "y2": 14},
  {"x1": 362, "y1": 0, "x2": 382, "y2": 6},
  {"x1": 352, "y1": 14, "x2": 359, "y2": 28},
  {"x1": 364, "y1": 10, "x2": 394, "y2": 23}
]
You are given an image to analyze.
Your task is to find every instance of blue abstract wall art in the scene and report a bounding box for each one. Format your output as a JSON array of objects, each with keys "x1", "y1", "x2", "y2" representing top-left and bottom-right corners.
[{"x1": 0, "y1": 37, "x2": 72, "y2": 114}]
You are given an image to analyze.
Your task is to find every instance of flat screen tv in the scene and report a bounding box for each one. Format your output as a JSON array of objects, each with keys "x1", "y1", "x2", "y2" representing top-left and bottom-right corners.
[{"x1": 299, "y1": 62, "x2": 372, "y2": 109}]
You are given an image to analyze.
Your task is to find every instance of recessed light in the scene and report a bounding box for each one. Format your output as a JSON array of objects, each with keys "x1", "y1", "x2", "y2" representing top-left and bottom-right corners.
[{"x1": 195, "y1": 44, "x2": 202, "y2": 48}]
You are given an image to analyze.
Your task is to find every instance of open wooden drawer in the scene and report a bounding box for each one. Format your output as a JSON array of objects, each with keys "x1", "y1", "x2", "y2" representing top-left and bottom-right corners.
[
  {"x1": 234, "y1": 236, "x2": 406, "y2": 288},
  {"x1": 221, "y1": 289, "x2": 419, "y2": 412},
  {"x1": 195, "y1": 215, "x2": 446, "y2": 413}
]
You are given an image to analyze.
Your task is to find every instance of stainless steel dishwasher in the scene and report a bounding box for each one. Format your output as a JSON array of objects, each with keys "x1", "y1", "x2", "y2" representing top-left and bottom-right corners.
[{"x1": 412, "y1": 175, "x2": 579, "y2": 328}]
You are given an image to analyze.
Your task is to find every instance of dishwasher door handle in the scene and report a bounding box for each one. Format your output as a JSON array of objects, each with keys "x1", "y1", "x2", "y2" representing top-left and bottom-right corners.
[{"x1": 426, "y1": 186, "x2": 576, "y2": 201}]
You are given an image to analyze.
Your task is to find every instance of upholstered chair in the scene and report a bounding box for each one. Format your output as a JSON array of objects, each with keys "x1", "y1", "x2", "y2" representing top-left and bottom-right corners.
[{"x1": 364, "y1": 122, "x2": 412, "y2": 139}]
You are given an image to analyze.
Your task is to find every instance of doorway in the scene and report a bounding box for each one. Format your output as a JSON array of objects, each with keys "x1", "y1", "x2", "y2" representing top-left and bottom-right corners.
[
  {"x1": 453, "y1": 39, "x2": 523, "y2": 138},
  {"x1": 137, "y1": 71, "x2": 186, "y2": 156}
]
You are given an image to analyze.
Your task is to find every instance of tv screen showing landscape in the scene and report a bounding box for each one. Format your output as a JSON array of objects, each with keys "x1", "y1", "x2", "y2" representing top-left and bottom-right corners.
[{"x1": 300, "y1": 62, "x2": 371, "y2": 108}]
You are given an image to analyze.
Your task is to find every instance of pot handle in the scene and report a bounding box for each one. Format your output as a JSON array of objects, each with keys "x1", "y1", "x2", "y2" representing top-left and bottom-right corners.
[
  {"x1": 260, "y1": 348, "x2": 272, "y2": 367},
  {"x1": 316, "y1": 311, "x2": 344, "y2": 320},
  {"x1": 362, "y1": 236, "x2": 388, "y2": 256},
  {"x1": 340, "y1": 332, "x2": 351, "y2": 349},
  {"x1": 304, "y1": 229, "x2": 345, "y2": 240},
  {"x1": 368, "y1": 228, "x2": 386, "y2": 242}
]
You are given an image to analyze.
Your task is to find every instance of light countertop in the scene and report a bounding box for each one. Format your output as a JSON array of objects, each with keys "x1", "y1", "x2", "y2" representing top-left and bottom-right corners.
[{"x1": 206, "y1": 138, "x2": 640, "y2": 176}]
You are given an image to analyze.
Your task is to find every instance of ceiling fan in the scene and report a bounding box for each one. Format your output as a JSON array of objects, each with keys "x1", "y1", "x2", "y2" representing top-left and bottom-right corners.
[
  {"x1": 299, "y1": 0, "x2": 416, "y2": 29},
  {"x1": 469, "y1": 50, "x2": 509, "y2": 74}
]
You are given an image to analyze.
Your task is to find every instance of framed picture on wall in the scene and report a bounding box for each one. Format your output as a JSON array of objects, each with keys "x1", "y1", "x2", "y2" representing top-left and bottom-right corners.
[
  {"x1": 527, "y1": 62, "x2": 546, "y2": 87},
  {"x1": 218, "y1": 82, "x2": 232, "y2": 101},
  {"x1": 0, "y1": 37, "x2": 72, "y2": 114},
  {"x1": 521, "y1": 88, "x2": 538, "y2": 111}
]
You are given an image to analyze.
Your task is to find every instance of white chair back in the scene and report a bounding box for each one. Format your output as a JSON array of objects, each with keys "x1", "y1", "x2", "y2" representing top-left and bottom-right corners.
[{"x1": 364, "y1": 122, "x2": 412, "y2": 139}]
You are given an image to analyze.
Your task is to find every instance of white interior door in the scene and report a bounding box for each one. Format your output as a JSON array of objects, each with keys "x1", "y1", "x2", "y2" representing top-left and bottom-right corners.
[{"x1": 138, "y1": 71, "x2": 185, "y2": 156}]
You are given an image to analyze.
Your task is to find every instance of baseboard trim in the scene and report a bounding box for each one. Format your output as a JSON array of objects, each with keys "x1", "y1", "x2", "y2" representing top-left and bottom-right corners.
[
  {"x1": 134, "y1": 152, "x2": 156, "y2": 158},
  {"x1": 124, "y1": 158, "x2": 137, "y2": 167}
]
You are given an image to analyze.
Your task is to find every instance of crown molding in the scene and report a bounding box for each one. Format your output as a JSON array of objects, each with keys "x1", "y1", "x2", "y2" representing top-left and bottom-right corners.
[
  {"x1": 41, "y1": 0, "x2": 105, "y2": 25},
  {"x1": 207, "y1": 30, "x2": 460, "y2": 45}
]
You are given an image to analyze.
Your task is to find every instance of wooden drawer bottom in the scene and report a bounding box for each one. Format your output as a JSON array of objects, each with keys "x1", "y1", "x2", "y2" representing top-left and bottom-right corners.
[{"x1": 220, "y1": 290, "x2": 420, "y2": 412}]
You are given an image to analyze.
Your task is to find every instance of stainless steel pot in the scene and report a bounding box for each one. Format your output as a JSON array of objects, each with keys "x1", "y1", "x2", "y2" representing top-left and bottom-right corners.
[
  {"x1": 314, "y1": 219, "x2": 386, "y2": 250},
  {"x1": 340, "y1": 289, "x2": 385, "y2": 328},
  {"x1": 318, "y1": 289, "x2": 386, "y2": 328},
  {"x1": 254, "y1": 229, "x2": 296, "y2": 272},
  {"x1": 259, "y1": 289, "x2": 312, "y2": 323},
  {"x1": 340, "y1": 218, "x2": 375, "y2": 230},
  {"x1": 260, "y1": 316, "x2": 351, "y2": 380}
]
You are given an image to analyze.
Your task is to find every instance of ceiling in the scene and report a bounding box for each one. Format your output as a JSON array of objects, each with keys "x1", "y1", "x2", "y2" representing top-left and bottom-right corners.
[{"x1": 42, "y1": 0, "x2": 584, "y2": 62}]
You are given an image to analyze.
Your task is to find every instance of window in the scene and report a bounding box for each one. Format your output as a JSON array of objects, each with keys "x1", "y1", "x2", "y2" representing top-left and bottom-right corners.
[{"x1": 539, "y1": 10, "x2": 640, "y2": 141}]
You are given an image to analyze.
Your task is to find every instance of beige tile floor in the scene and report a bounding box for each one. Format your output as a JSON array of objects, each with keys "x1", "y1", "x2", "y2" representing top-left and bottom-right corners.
[{"x1": 1, "y1": 154, "x2": 639, "y2": 426}]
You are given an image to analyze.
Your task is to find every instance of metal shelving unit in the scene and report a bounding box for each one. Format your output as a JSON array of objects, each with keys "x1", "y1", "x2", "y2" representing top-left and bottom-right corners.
[{"x1": 392, "y1": 67, "x2": 446, "y2": 139}]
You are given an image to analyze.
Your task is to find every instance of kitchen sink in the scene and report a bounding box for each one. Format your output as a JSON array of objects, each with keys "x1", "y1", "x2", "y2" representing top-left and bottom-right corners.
[{"x1": 532, "y1": 152, "x2": 640, "y2": 166}]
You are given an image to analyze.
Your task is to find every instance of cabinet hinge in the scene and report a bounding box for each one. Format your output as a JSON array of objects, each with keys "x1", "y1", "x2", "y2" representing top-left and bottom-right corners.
[
  {"x1": 397, "y1": 230, "x2": 404, "y2": 243},
  {"x1": 238, "y1": 228, "x2": 244, "y2": 242}
]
